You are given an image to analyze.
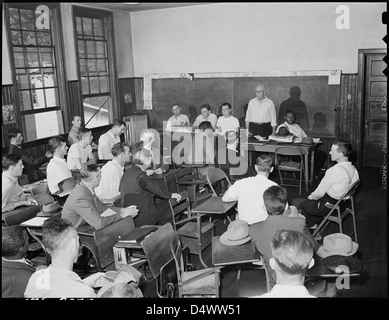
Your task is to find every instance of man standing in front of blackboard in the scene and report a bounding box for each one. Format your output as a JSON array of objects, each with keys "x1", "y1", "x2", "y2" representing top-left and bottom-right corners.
[{"x1": 245, "y1": 83, "x2": 277, "y2": 138}]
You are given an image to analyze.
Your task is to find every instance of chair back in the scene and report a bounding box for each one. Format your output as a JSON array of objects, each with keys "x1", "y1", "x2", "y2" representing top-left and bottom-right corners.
[
  {"x1": 344, "y1": 179, "x2": 360, "y2": 198},
  {"x1": 2, "y1": 206, "x2": 40, "y2": 226},
  {"x1": 206, "y1": 168, "x2": 231, "y2": 196},
  {"x1": 275, "y1": 146, "x2": 303, "y2": 157},
  {"x1": 168, "y1": 191, "x2": 192, "y2": 231},
  {"x1": 163, "y1": 170, "x2": 179, "y2": 194},
  {"x1": 174, "y1": 167, "x2": 196, "y2": 184},
  {"x1": 142, "y1": 223, "x2": 175, "y2": 279},
  {"x1": 31, "y1": 181, "x2": 50, "y2": 196},
  {"x1": 93, "y1": 216, "x2": 135, "y2": 270},
  {"x1": 170, "y1": 232, "x2": 185, "y2": 286}
]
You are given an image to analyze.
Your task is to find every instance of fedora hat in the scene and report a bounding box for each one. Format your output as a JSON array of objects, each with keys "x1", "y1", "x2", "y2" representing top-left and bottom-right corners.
[
  {"x1": 277, "y1": 127, "x2": 291, "y2": 137},
  {"x1": 58, "y1": 177, "x2": 76, "y2": 192},
  {"x1": 301, "y1": 137, "x2": 314, "y2": 145},
  {"x1": 317, "y1": 233, "x2": 358, "y2": 258},
  {"x1": 37, "y1": 201, "x2": 62, "y2": 217},
  {"x1": 220, "y1": 220, "x2": 251, "y2": 246}
]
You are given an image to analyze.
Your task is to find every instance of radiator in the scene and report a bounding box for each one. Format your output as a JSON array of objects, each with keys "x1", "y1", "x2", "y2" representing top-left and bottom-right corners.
[{"x1": 123, "y1": 115, "x2": 148, "y2": 146}]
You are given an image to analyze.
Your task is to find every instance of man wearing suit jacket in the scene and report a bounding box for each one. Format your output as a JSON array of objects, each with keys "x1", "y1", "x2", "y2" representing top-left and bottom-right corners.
[
  {"x1": 7, "y1": 128, "x2": 52, "y2": 183},
  {"x1": 119, "y1": 147, "x2": 181, "y2": 227},
  {"x1": 249, "y1": 186, "x2": 317, "y2": 289},
  {"x1": 61, "y1": 164, "x2": 139, "y2": 230},
  {"x1": 2, "y1": 226, "x2": 36, "y2": 298}
]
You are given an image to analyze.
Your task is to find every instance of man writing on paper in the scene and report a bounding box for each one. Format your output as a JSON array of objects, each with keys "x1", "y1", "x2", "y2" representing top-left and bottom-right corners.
[{"x1": 62, "y1": 164, "x2": 139, "y2": 230}]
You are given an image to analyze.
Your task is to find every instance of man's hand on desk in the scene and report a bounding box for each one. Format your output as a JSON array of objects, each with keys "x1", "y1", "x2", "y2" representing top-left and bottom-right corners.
[{"x1": 120, "y1": 205, "x2": 139, "y2": 218}]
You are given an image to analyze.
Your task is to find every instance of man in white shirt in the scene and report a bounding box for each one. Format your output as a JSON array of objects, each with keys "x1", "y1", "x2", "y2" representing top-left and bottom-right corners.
[
  {"x1": 276, "y1": 111, "x2": 307, "y2": 143},
  {"x1": 67, "y1": 128, "x2": 96, "y2": 170},
  {"x1": 98, "y1": 119, "x2": 126, "y2": 160},
  {"x1": 140, "y1": 129, "x2": 170, "y2": 174},
  {"x1": 165, "y1": 104, "x2": 190, "y2": 131},
  {"x1": 245, "y1": 83, "x2": 277, "y2": 138},
  {"x1": 222, "y1": 154, "x2": 278, "y2": 225},
  {"x1": 216, "y1": 102, "x2": 240, "y2": 134},
  {"x1": 292, "y1": 140, "x2": 359, "y2": 229},
  {"x1": 258, "y1": 230, "x2": 316, "y2": 298},
  {"x1": 192, "y1": 104, "x2": 217, "y2": 129},
  {"x1": 95, "y1": 142, "x2": 131, "y2": 198},
  {"x1": 47, "y1": 136, "x2": 74, "y2": 194}
]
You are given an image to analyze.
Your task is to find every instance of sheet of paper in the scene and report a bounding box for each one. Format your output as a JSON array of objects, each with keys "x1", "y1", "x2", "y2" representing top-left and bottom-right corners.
[
  {"x1": 101, "y1": 208, "x2": 117, "y2": 217},
  {"x1": 328, "y1": 70, "x2": 341, "y2": 85},
  {"x1": 20, "y1": 217, "x2": 49, "y2": 227}
]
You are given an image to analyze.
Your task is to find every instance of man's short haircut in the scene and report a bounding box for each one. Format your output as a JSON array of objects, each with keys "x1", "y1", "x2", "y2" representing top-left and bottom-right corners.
[
  {"x1": 78, "y1": 127, "x2": 91, "y2": 138},
  {"x1": 221, "y1": 102, "x2": 232, "y2": 110},
  {"x1": 333, "y1": 140, "x2": 353, "y2": 157},
  {"x1": 284, "y1": 110, "x2": 296, "y2": 118},
  {"x1": 198, "y1": 121, "x2": 213, "y2": 131},
  {"x1": 71, "y1": 115, "x2": 81, "y2": 122},
  {"x1": 48, "y1": 136, "x2": 67, "y2": 153},
  {"x1": 80, "y1": 163, "x2": 100, "y2": 180},
  {"x1": 171, "y1": 103, "x2": 180, "y2": 109},
  {"x1": 42, "y1": 219, "x2": 76, "y2": 255},
  {"x1": 132, "y1": 146, "x2": 151, "y2": 166},
  {"x1": 255, "y1": 154, "x2": 273, "y2": 172},
  {"x1": 263, "y1": 185, "x2": 288, "y2": 215},
  {"x1": 7, "y1": 128, "x2": 22, "y2": 141},
  {"x1": 111, "y1": 142, "x2": 129, "y2": 158},
  {"x1": 200, "y1": 104, "x2": 211, "y2": 111},
  {"x1": 100, "y1": 283, "x2": 142, "y2": 298},
  {"x1": 2, "y1": 226, "x2": 28, "y2": 257},
  {"x1": 112, "y1": 119, "x2": 126, "y2": 128},
  {"x1": 271, "y1": 230, "x2": 313, "y2": 276},
  {"x1": 2, "y1": 154, "x2": 22, "y2": 171}
]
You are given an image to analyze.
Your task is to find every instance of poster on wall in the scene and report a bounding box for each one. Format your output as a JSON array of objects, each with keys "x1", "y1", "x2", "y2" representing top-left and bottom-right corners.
[{"x1": 2, "y1": 104, "x2": 16, "y2": 124}]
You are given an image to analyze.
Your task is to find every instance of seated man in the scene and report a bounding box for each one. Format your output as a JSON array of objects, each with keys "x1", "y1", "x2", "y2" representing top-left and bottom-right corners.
[
  {"x1": 24, "y1": 219, "x2": 97, "y2": 298},
  {"x1": 258, "y1": 230, "x2": 315, "y2": 298},
  {"x1": 119, "y1": 147, "x2": 181, "y2": 227},
  {"x1": 215, "y1": 102, "x2": 240, "y2": 134},
  {"x1": 61, "y1": 164, "x2": 138, "y2": 230},
  {"x1": 46, "y1": 136, "x2": 75, "y2": 195},
  {"x1": 165, "y1": 103, "x2": 190, "y2": 132},
  {"x1": 186, "y1": 121, "x2": 216, "y2": 178},
  {"x1": 192, "y1": 104, "x2": 218, "y2": 129},
  {"x1": 94, "y1": 142, "x2": 131, "y2": 198},
  {"x1": 2, "y1": 225, "x2": 36, "y2": 298},
  {"x1": 2, "y1": 154, "x2": 53, "y2": 213},
  {"x1": 222, "y1": 154, "x2": 278, "y2": 225},
  {"x1": 68, "y1": 115, "x2": 97, "y2": 148},
  {"x1": 67, "y1": 128, "x2": 96, "y2": 171},
  {"x1": 249, "y1": 185, "x2": 318, "y2": 288},
  {"x1": 7, "y1": 128, "x2": 52, "y2": 183},
  {"x1": 292, "y1": 140, "x2": 359, "y2": 229},
  {"x1": 140, "y1": 128, "x2": 169, "y2": 174},
  {"x1": 98, "y1": 119, "x2": 126, "y2": 161}
]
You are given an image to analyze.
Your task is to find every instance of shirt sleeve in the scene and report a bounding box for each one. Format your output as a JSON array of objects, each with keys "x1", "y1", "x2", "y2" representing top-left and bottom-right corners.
[
  {"x1": 269, "y1": 100, "x2": 277, "y2": 127},
  {"x1": 310, "y1": 168, "x2": 334, "y2": 200},
  {"x1": 192, "y1": 116, "x2": 200, "y2": 127},
  {"x1": 245, "y1": 100, "x2": 253, "y2": 122}
]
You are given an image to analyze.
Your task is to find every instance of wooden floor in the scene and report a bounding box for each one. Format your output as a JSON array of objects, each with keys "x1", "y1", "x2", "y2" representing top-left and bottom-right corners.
[{"x1": 140, "y1": 166, "x2": 387, "y2": 298}]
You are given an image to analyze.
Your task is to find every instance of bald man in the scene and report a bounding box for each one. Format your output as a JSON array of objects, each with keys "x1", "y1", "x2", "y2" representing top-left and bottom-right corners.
[{"x1": 245, "y1": 83, "x2": 277, "y2": 138}]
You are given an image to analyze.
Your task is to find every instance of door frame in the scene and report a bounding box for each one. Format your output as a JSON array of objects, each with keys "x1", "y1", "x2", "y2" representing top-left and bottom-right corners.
[{"x1": 357, "y1": 48, "x2": 387, "y2": 168}]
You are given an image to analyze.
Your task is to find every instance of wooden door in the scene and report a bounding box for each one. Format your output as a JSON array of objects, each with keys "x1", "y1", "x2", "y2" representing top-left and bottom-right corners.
[{"x1": 362, "y1": 52, "x2": 387, "y2": 167}]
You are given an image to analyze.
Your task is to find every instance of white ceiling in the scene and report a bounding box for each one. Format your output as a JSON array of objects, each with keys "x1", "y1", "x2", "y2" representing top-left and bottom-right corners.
[{"x1": 78, "y1": 2, "x2": 215, "y2": 13}]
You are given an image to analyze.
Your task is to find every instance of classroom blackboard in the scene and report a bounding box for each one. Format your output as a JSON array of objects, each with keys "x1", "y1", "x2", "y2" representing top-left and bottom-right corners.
[{"x1": 150, "y1": 75, "x2": 339, "y2": 137}]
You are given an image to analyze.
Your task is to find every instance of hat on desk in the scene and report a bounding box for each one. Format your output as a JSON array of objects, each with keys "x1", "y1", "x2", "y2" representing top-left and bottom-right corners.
[
  {"x1": 317, "y1": 233, "x2": 358, "y2": 258},
  {"x1": 300, "y1": 137, "x2": 314, "y2": 146},
  {"x1": 220, "y1": 220, "x2": 251, "y2": 246},
  {"x1": 37, "y1": 201, "x2": 62, "y2": 217}
]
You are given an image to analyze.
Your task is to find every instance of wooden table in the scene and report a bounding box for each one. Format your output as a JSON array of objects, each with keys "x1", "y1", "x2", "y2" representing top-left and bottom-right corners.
[
  {"x1": 245, "y1": 139, "x2": 320, "y2": 192},
  {"x1": 192, "y1": 196, "x2": 237, "y2": 216}
]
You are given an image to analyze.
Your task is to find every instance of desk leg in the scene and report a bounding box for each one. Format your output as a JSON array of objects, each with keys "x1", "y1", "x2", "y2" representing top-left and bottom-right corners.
[
  {"x1": 310, "y1": 151, "x2": 315, "y2": 186},
  {"x1": 197, "y1": 214, "x2": 209, "y2": 269},
  {"x1": 304, "y1": 154, "x2": 309, "y2": 192}
]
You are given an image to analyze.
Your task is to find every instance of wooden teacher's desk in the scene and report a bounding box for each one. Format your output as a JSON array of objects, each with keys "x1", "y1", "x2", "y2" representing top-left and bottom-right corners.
[{"x1": 245, "y1": 138, "x2": 320, "y2": 192}]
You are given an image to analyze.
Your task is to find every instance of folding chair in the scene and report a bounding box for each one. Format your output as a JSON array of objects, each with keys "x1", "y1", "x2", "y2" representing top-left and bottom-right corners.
[
  {"x1": 275, "y1": 146, "x2": 304, "y2": 195},
  {"x1": 312, "y1": 179, "x2": 360, "y2": 242}
]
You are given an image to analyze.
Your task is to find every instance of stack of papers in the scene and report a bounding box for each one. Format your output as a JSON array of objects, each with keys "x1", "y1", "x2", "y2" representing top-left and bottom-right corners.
[{"x1": 21, "y1": 217, "x2": 49, "y2": 227}]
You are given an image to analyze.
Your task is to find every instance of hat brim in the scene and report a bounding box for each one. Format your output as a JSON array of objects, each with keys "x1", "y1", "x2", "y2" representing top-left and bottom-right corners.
[
  {"x1": 220, "y1": 232, "x2": 251, "y2": 246},
  {"x1": 37, "y1": 207, "x2": 62, "y2": 217},
  {"x1": 316, "y1": 242, "x2": 359, "y2": 258}
]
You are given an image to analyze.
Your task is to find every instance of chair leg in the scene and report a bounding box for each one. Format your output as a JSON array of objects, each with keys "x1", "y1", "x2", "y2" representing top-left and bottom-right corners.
[
  {"x1": 337, "y1": 207, "x2": 343, "y2": 234},
  {"x1": 351, "y1": 198, "x2": 358, "y2": 242}
]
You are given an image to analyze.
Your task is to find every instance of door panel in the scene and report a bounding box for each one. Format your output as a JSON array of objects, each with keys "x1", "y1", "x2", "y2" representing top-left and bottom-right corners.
[{"x1": 362, "y1": 52, "x2": 387, "y2": 167}]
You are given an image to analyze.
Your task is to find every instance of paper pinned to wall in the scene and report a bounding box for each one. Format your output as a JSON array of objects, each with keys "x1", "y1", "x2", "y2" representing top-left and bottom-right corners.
[{"x1": 328, "y1": 70, "x2": 341, "y2": 85}]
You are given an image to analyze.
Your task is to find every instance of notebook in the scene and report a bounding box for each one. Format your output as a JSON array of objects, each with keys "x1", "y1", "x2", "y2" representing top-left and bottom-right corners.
[{"x1": 117, "y1": 226, "x2": 158, "y2": 244}]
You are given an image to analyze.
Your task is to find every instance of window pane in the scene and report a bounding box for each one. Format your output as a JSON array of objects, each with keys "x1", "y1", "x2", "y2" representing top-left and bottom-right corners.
[
  {"x1": 41, "y1": 51, "x2": 53, "y2": 67},
  {"x1": 86, "y1": 41, "x2": 96, "y2": 58},
  {"x1": 9, "y1": 8, "x2": 21, "y2": 29},
  {"x1": 42, "y1": 71, "x2": 56, "y2": 87},
  {"x1": 18, "y1": 90, "x2": 32, "y2": 111},
  {"x1": 27, "y1": 48, "x2": 39, "y2": 67},
  {"x1": 83, "y1": 18, "x2": 93, "y2": 36},
  {"x1": 22, "y1": 31, "x2": 36, "y2": 45},
  {"x1": 89, "y1": 77, "x2": 99, "y2": 94},
  {"x1": 78, "y1": 40, "x2": 85, "y2": 58},
  {"x1": 97, "y1": 59, "x2": 107, "y2": 73},
  {"x1": 11, "y1": 31, "x2": 22, "y2": 45},
  {"x1": 80, "y1": 59, "x2": 87, "y2": 74},
  {"x1": 99, "y1": 76, "x2": 109, "y2": 93},
  {"x1": 93, "y1": 19, "x2": 103, "y2": 36},
  {"x1": 24, "y1": 110, "x2": 63, "y2": 141},
  {"x1": 20, "y1": 9, "x2": 35, "y2": 30},
  {"x1": 14, "y1": 52, "x2": 25, "y2": 68},
  {"x1": 16, "y1": 68, "x2": 27, "y2": 74},
  {"x1": 87, "y1": 59, "x2": 97, "y2": 73},
  {"x1": 32, "y1": 89, "x2": 46, "y2": 109},
  {"x1": 45, "y1": 88, "x2": 58, "y2": 107},
  {"x1": 37, "y1": 32, "x2": 51, "y2": 46},
  {"x1": 16, "y1": 75, "x2": 29, "y2": 90},
  {"x1": 84, "y1": 96, "x2": 110, "y2": 128},
  {"x1": 96, "y1": 41, "x2": 106, "y2": 57},
  {"x1": 81, "y1": 77, "x2": 90, "y2": 95},
  {"x1": 76, "y1": 17, "x2": 83, "y2": 35}
]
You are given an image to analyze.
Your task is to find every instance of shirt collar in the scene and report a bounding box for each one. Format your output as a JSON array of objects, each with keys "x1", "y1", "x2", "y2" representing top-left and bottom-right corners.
[
  {"x1": 112, "y1": 158, "x2": 124, "y2": 171},
  {"x1": 3, "y1": 171, "x2": 18, "y2": 183}
]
